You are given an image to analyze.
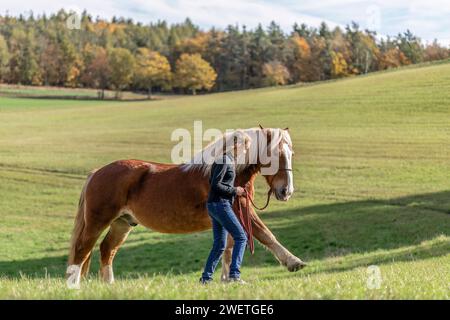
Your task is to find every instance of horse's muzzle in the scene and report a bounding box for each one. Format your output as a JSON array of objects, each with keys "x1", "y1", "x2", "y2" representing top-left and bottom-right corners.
[{"x1": 275, "y1": 187, "x2": 292, "y2": 201}]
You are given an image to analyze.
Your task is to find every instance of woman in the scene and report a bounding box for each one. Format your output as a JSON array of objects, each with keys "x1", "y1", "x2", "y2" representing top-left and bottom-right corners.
[{"x1": 200, "y1": 132, "x2": 250, "y2": 284}]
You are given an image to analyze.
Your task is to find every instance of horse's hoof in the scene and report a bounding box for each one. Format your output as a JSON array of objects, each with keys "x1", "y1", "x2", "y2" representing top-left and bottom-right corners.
[
  {"x1": 100, "y1": 265, "x2": 115, "y2": 284},
  {"x1": 286, "y1": 257, "x2": 307, "y2": 272},
  {"x1": 66, "y1": 265, "x2": 81, "y2": 289},
  {"x1": 221, "y1": 274, "x2": 230, "y2": 282}
]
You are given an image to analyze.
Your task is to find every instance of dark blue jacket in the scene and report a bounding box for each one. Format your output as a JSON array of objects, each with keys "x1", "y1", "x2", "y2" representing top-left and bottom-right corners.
[{"x1": 207, "y1": 154, "x2": 237, "y2": 203}]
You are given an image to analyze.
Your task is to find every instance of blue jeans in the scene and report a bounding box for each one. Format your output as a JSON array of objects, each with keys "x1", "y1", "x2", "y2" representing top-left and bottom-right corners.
[{"x1": 201, "y1": 199, "x2": 247, "y2": 281}]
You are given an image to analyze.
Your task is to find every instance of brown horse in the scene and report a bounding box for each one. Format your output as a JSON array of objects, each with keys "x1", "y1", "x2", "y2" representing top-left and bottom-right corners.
[{"x1": 66, "y1": 127, "x2": 306, "y2": 288}]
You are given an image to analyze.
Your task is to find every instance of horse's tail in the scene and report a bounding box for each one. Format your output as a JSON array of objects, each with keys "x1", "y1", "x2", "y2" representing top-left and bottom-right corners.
[{"x1": 67, "y1": 170, "x2": 96, "y2": 274}]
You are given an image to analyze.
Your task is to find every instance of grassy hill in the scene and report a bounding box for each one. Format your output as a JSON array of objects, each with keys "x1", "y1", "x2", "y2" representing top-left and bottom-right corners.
[{"x1": 0, "y1": 62, "x2": 449, "y2": 299}]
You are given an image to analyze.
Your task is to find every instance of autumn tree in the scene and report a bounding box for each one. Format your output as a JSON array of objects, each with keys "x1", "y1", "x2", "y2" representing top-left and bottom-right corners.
[
  {"x1": 330, "y1": 51, "x2": 348, "y2": 78},
  {"x1": 39, "y1": 39, "x2": 60, "y2": 86},
  {"x1": 262, "y1": 60, "x2": 290, "y2": 86},
  {"x1": 8, "y1": 28, "x2": 41, "y2": 85},
  {"x1": 423, "y1": 40, "x2": 449, "y2": 62},
  {"x1": 289, "y1": 34, "x2": 311, "y2": 82},
  {"x1": 0, "y1": 35, "x2": 9, "y2": 82},
  {"x1": 359, "y1": 33, "x2": 380, "y2": 74},
  {"x1": 345, "y1": 23, "x2": 380, "y2": 74},
  {"x1": 174, "y1": 32, "x2": 209, "y2": 57},
  {"x1": 379, "y1": 47, "x2": 410, "y2": 69},
  {"x1": 175, "y1": 53, "x2": 216, "y2": 94},
  {"x1": 81, "y1": 45, "x2": 111, "y2": 99},
  {"x1": 108, "y1": 47, "x2": 135, "y2": 98},
  {"x1": 52, "y1": 33, "x2": 82, "y2": 87},
  {"x1": 329, "y1": 27, "x2": 352, "y2": 75},
  {"x1": 134, "y1": 48, "x2": 171, "y2": 98}
]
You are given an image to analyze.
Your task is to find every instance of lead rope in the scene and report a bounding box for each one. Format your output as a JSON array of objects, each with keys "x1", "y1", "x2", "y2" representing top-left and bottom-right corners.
[
  {"x1": 247, "y1": 188, "x2": 272, "y2": 211},
  {"x1": 236, "y1": 187, "x2": 272, "y2": 255}
]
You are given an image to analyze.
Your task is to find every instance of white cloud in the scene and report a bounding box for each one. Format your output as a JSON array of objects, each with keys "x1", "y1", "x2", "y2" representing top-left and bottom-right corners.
[
  {"x1": 122, "y1": 0, "x2": 342, "y2": 30},
  {"x1": 2, "y1": 0, "x2": 449, "y2": 45}
]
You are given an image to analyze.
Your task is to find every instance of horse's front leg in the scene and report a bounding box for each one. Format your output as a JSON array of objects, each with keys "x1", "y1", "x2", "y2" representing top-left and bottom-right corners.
[{"x1": 250, "y1": 207, "x2": 307, "y2": 272}]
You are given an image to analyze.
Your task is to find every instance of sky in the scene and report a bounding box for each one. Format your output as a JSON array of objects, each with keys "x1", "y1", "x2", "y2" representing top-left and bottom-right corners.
[{"x1": 2, "y1": 0, "x2": 450, "y2": 46}]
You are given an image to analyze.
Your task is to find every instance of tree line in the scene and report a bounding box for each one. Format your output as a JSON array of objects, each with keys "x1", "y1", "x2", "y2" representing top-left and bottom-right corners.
[{"x1": 0, "y1": 10, "x2": 449, "y2": 97}]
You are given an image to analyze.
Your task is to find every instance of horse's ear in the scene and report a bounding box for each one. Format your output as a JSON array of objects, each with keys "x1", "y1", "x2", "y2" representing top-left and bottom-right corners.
[
  {"x1": 284, "y1": 127, "x2": 289, "y2": 131},
  {"x1": 259, "y1": 124, "x2": 264, "y2": 130}
]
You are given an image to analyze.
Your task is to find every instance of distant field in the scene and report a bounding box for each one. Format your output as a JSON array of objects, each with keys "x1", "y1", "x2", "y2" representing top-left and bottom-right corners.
[
  {"x1": 0, "y1": 84, "x2": 152, "y2": 100},
  {"x1": 0, "y1": 62, "x2": 449, "y2": 299}
]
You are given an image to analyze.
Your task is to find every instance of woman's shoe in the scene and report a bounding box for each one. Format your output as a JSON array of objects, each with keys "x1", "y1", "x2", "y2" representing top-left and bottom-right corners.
[{"x1": 199, "y1": 277, "x2": 212, "y2": 285}]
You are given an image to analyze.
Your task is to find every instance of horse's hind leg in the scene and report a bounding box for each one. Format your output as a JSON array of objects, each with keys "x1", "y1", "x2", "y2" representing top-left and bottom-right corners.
[
  {"x1": 81, "y1": 252, "x2": 93, "y2": 276},
  {"x1": 99, "y1": 216, "x2": 133, "y2": 284},
  {"x1": 221, "y1": 234, "x2": 234, "y2": 281},
  {"x1": 67, "y1": 218, "x2": 107, "y2": 288}
]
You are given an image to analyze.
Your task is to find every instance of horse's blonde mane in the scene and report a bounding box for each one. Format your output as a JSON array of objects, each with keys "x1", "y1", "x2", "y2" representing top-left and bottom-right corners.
[{"x1": 181, "y1": 128, "x2": 292, "y2": 176}]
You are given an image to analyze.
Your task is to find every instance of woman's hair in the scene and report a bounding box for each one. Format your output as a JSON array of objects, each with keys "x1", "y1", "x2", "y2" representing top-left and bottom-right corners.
[
  {"x1": 181, "y1": 129, "x2": 254, "y2": 175},
  {"x1": 219, "y1": 130, "x2": 251, "y2": 164}
]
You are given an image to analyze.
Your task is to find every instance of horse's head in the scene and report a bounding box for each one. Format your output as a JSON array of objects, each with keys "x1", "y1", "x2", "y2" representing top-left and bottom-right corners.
[{"x1": 257, "y1": 126, "x2": 294, "y2": 201}]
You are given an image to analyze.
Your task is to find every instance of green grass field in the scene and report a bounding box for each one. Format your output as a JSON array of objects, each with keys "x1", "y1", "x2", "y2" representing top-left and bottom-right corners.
[
  {"x1": 0, "y1": 84, "x2": 151, "y2": 100},
  {"x1": 0, "y1": 62, "x2": 449, "y2": 299}
]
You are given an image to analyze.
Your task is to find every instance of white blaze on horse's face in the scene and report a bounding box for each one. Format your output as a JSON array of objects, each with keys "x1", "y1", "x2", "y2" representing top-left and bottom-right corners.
[
  {"x1": 275, "y1": 142, "x2": 294, "y2": 201},
  {"x1": 282, "y1": 142, "x2": 294, "y2": 199},
  {"x1": 271, "y1": 137, "x2": 295, "y2": 201}
]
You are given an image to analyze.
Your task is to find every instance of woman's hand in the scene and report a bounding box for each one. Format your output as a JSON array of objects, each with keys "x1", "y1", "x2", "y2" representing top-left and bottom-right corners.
[{"x1": 236, "y1": 186, "x2": 246, "y2": 196}]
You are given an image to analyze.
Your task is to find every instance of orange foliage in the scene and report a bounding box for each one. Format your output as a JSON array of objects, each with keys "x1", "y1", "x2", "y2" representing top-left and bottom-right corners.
[
  {"x1": 291, "y1": 34, "x2": 310, "y2": 59},
  {"x1": 379, "y1": 48, "x2": 410, "y2": 69},
  {"x1": 175, "y1": 32, "x2": 210, "y2": 55},
  {"x1": 262, "y1": 60, "x2": 290, "y2": 86}
]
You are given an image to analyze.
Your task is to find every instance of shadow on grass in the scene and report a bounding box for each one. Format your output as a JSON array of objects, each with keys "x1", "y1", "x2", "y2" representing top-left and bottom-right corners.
[
  {"x1": 0, "y1": 191, "x2": 448, "y2": 279},
  {"x1": 261, "y1": 239, "x2": 449, "y2": 281}
]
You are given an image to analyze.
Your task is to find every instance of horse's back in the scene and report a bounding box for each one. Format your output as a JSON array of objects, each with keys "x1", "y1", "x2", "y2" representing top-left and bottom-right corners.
[
  {"x1": 127, "y1": 163, "x2": 212, "y2": 233},
  {"x1": 83, "y1": 160, "x2": 152, "y2": 219},
  {"x1": 84, "y1": 159, "x2": 211, "y2": 233}
]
